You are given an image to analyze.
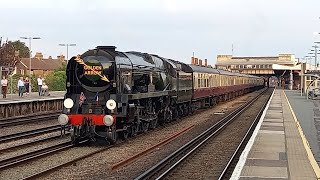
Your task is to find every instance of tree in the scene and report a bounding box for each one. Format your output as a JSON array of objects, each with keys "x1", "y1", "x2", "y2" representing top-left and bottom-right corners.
[
  {"x1": 10, "y1": 40, "x2": 30, "y2": 58},
  {"x1": 45, "y1": 70, "x2": 66, "y2": 91},
  {"x1": 57, "y1": 63, "x2": 67, "y2": 71},
  {"x1": 0, "y1": 41, "x2": 19, "y2": 67}
]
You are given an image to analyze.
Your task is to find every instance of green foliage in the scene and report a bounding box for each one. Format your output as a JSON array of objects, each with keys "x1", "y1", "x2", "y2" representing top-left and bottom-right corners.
[
  {"x1": 10, "y1": 40, "x2": 30, "y2": 58},
  {"x1": 7, "y1": 65, "x2": 66, "y2": 94},
  {"x1": 30, "y1": 74, "x2": 38, "y2": 92},
  {"x1": 56, "y1": 63, "x2": 67, "y2": 71},
  {"x1": 7, "y1": 74, "x2": 20, "y2": 94},
  {"x1": 45, "y1": 70, "x2": 66, "y2": 91}
]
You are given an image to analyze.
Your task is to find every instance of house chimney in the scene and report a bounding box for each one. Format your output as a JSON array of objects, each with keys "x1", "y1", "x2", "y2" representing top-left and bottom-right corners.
[
  {"x1": 191, "y1": 57, "x2": 195, "y2": 64},
  {"x1": 204, "y1": 59, "x2": 208, "y2": 66},
  {"x1": 57, "y1": 54, "x2": 65, "y2": 61},
  {"x1": 199, "y1": 59, "x2": 203, "y2": 66},
  {"x1": 195, "y1": 58, "x2": 198, "y2": 65},
  {"x1": 35, "y1": 52, "x2": 43, "y2": 60}
]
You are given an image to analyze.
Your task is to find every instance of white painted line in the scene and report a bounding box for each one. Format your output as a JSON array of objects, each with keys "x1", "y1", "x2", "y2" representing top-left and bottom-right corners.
[
  {"x1": 230, "y1": 89, "x2": 275, "y2": 180},
  {"x1": 240, "y1": 176, "x2": 288, "y2": 179},
  {"x1": 262, "y1": 122, "x2": 284, "y2": 126},
  {"x1": 259, "y1": 130, "x2": 285, "y2": 134}
]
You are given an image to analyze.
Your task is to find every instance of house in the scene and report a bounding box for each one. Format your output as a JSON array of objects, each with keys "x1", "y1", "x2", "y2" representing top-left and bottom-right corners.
[{"x1": 15, "y1": 52, "x2": 66, "y2": 76}]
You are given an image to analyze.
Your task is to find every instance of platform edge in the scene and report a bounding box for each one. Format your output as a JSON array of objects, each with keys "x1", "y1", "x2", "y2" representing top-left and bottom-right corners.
[{"x1": 230, "y1": 88, "x2": 275, "y2": 180}]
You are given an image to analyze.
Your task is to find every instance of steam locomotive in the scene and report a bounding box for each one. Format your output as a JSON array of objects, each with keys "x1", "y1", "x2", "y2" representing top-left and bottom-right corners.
[{"x1": 58, "y1": 46, "x2": 264, "y2": 144}]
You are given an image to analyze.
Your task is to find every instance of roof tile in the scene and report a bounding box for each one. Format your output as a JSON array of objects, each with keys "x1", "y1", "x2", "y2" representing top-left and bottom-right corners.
[{"x1": 19, "y1": 58, "x2": 65, "y2": 70}]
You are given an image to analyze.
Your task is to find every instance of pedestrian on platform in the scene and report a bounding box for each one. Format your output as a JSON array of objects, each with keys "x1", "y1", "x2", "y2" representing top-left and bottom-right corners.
[
  {"x1": 1, "y1": 76, "x2": 8, "y2": 98},
  {"x1": 24, "y1": 77, "x2": 30, "y2": 96},
  {"x1": 41, "y1": 82, "x2": 49, "y2": 96},
  {"x1": 37, "y1": 75, "x2": 43, "y2": 96},
  {"x1": 17, "y1": 76, "x2": 25, "y2": 97}
]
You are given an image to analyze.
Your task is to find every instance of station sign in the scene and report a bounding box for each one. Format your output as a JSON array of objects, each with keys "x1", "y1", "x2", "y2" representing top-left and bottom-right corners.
[
  {"x1": 306, "y1": 70, "x2": 320, "y2": 74},
  {"x1": 0, "y1": 66, "x2": 14, "y2": 72}
]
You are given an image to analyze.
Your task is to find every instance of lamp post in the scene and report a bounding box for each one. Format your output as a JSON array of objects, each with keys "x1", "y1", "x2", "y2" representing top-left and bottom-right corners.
[
  {"x1": 305, "y1": 55, "x2": 313, "y2": 65},
  {"x1": 59, "y1": 43, "x2": 76, "y2": 63},
  {"x1": 315, "y1": 42, "x2": 320, "y2": 69},
  {"x1": 20, "y1": 37, "x2": 41, "y2": 93}
]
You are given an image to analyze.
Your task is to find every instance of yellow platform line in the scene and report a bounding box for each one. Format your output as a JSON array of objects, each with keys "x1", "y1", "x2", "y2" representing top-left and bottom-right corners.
[{"x1": 283, "y1": 90, "x2": 320, "y2": 179}]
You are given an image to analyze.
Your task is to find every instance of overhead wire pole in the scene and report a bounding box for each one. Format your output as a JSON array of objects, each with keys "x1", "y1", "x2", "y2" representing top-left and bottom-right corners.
[
  {"x1": 20, "y1": 37, "x2": 41, "y2": 93},
  {"x1": 315, "y1": 42, "x2": 320, "y2": 70},
  {"x1": 311, "y1": 44, "x2": 320, "y2": 70},
  {"x1": 308, "y1": 52, "x2": 315, "y2": 69},
  {"x1": 232, "y1": 44, "x2": 234, "y2": 56},
  {"x1": 59, "y1": 43, "x2": 76, "y2": 63}
]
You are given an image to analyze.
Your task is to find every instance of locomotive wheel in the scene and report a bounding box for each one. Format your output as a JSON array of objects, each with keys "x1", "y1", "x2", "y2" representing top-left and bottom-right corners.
[
  {"x1": 149, "y1": 119, "x2": 158, "y2": 129},
  {"x1": 108, "y1": 127, "x2": 117, "y2": 144},
  {"x1": 71, "y1": 127, "x2": 80, "y2": 145},
  {"x1": 141, "y1": 121, "x2": 149, "y2": 132},
  {"x1": 120, "y1": 130, "x2": 129, "y2": 141},
  {"x1": 71, "y1": 135, "x2": 80, "y2": 145},
  {"x1": 131, "y1": 124, "x2": 138, "y2": 137}
]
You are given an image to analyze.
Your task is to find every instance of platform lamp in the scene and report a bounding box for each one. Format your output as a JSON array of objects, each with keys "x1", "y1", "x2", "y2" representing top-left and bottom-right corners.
[
  {"x1": 59, "y1": 43, "x2": 76, "y2": 64},
  {"x1": 304, "y1": 55, "x2": 310, "y2": 64},
  {"x1": 312, "y1": 44, "x2": 320, "y2": 70},
  {"x1": 308, "y1": 52, "x2": 315, "y2": 66},
  {"x1": 20, "y1": 37, "x2": 41, "y2": 93}
]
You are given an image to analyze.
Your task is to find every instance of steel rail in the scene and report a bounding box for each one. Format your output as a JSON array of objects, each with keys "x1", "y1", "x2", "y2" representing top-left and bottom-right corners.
[
  {"x1": 22, "y1": 145, "x2": 113, "y2": 180},
  {"x1": 134, "y1": 88, "x2": 268, "y2": 180},
  {"x1": 217, "y1": 88, "x2": 273, "y2": 179},
  {"x1": 0, "y1": 125, "x2": 62, "y2": 143},
  {"x1": 0, "y1": 141, "x2": 74, "y2": 170},
  {"x1": 1, "y1": 133, "x2": 70, "y2": 152},
  {"x1": 0, "y1": 112, "x2": 60, "y2": 128}
]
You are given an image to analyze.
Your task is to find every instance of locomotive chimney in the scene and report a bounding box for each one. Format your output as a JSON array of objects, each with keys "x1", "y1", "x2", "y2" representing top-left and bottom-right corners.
[
  {"x1": 204, "y1": 59, "x2": 208, "y2": 66},
  {"x1": 195, "y1": 58, "x2": 198, "y2": 65},
  {"x1": 199, "y1": 59, "x2": 202, "y2": 66},
  {"x1": 96, "y1": 46, "x2": 117, "y2": 52},
  {"x1": 191, "y1": 57, "x2": 195, "y2": 64}
]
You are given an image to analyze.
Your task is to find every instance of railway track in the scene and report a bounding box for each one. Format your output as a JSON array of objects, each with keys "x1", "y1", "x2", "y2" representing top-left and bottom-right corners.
[
  {"x1": 0, "y1": 125, "x2": 63, "y2": 143},
  {"x1": 21, "y1": 145, "x2": 112, "y2": 180},
  {"x1": 1, "y1": 133, "x2": 70, "y2": 152},
  {"x1": 218, "y1": 90, "x2": 272, "y2": 179},
  {"x1": 134, "y1": 88, "x2": 272, "y2": 180},
  {"x1": 0, "y1": 111, "x2": 60, "y2": 128},
  {"x1": 0, "y1": 141, "x2": 74, "y2": 170}
]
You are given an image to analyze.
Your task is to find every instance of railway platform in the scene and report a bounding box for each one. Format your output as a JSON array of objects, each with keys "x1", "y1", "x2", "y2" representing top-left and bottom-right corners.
[
  {"x1": 0, "y1": 91, "x2": 64, "y2": 104},
  {"x1": 231, "y1": 89, "x2": 320, "y2": 179},
  {"x1": 0, "y1": 91, "x2": 64, "y2": 119}
]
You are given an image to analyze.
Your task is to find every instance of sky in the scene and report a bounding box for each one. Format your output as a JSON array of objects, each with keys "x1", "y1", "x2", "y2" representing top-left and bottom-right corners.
[{"x1": 0, "y1": 0, "x2": 320, "y2": 65}]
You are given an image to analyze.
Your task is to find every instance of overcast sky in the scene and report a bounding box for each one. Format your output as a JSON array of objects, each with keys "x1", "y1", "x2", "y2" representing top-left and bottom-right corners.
[{"x1": 1, "y1": 0, "x2": 320, "y2": 65}]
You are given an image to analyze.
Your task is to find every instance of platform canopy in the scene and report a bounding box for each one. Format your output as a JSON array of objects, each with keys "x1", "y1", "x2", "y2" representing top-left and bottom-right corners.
[{"x1": 272, "y1": 64, "x2": 301, "y2": 70}]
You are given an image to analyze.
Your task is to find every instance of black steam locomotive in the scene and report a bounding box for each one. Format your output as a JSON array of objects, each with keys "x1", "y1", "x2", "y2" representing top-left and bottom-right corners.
[{"x1": 58, "y1": 46, "x2": 264, "y2": 144}]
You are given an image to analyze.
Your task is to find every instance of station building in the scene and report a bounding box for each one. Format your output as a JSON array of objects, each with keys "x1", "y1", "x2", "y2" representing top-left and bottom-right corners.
[{"x1": 215, "y1": 54, "x2": 316, "y2": 91}]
